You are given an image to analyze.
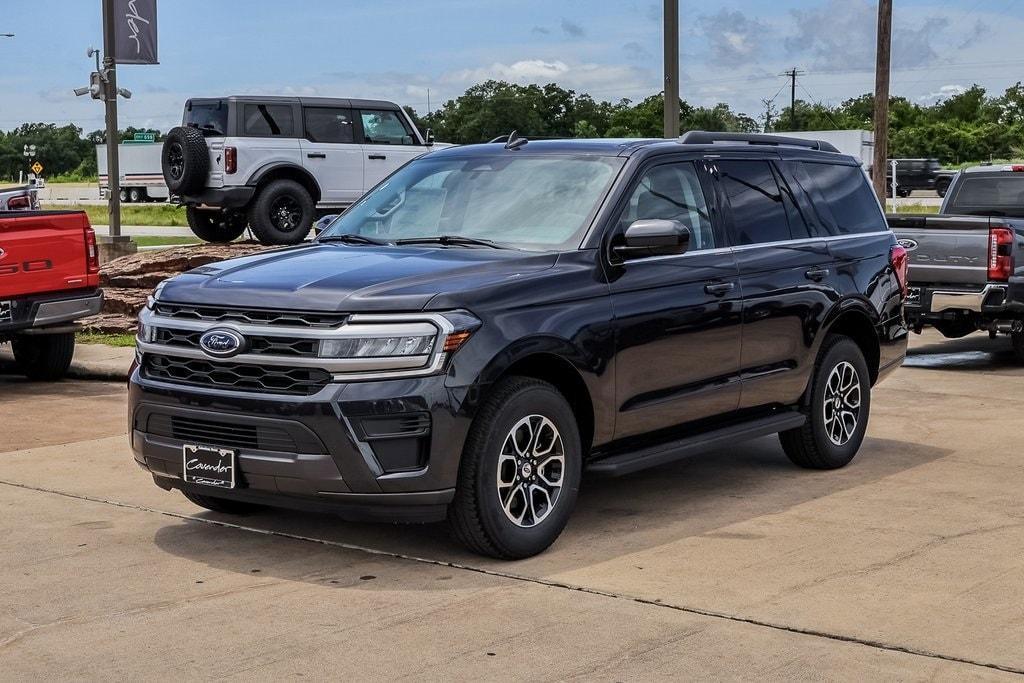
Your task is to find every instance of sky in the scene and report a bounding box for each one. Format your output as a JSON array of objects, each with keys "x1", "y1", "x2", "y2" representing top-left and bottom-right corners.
[{"x1": 2, "y1": 0, "x2": 1023, "y2": 134}]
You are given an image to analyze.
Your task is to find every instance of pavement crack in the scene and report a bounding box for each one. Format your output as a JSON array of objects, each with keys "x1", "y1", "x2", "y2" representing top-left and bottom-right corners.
[{"x1": 2, "y1": 478, "x2": 1023, "y2": 677}]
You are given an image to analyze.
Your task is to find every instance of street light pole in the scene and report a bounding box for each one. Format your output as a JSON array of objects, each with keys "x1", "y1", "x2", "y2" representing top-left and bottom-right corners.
[
  {"x1": 102, "y1": 0, "x2": 122, "y2": 239},
  {"x1": 663, "y1": 0, "x2": 679, "y2": 138}
]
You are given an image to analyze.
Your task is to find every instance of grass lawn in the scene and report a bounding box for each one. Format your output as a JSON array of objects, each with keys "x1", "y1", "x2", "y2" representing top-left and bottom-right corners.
[
  {"x1": 46, "y1": 203, "x2": 188, "y2": 227},
  {"x1": 77, "y1": 332, "x2": 136, "y2": 347},
  {"x1": 892, "y1": 203, "x2": 940, "y2": 214},
  {"x1": 133, "y1": 235, "x2": 201, "y2": 247}
]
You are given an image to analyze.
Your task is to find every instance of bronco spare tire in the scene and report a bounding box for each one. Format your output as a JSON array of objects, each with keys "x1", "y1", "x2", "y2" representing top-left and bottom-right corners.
[{"x1": 162, "y1": 126, "x2": 209, "y2": 194}]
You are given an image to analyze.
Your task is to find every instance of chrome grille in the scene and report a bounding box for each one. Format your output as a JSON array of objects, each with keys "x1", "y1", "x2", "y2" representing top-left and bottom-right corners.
[
  {"x1": 141, "y1": 354, "x2": 331, "y2": 396},
  {"x1": 153, "y1": 303, "x2": 347, "y2": 328},
  {"x1": 153, "y1": 328, "x2": 319, "y2": 357}
]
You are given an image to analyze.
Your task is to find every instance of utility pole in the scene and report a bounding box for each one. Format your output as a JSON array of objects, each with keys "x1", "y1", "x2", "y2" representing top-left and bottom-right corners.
[
  {"x1": 872, "y1": 0, "x2": 893, "y2": 201},
  {"x1": 663, "y1": 0, "x2": 679, "y2": 138},
  {"x1": 781, "y1": 67, "x2": 804, "y2": 130},
  {"x1": 102, "y1": 0, "x2": 122, "y2": 239}
]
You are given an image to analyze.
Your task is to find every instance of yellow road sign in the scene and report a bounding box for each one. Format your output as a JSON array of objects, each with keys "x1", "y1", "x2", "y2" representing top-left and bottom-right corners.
[{"x1": 30, "y1": 161, "x2": 43, "y2": 175}]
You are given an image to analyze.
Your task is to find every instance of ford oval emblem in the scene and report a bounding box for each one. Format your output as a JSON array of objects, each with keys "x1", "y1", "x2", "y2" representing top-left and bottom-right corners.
[
  {"x1": 199, "y1": 328, "x2": 245, "y2": 358},
  {"x1": 898, "y1": 238, "x2": 919, "y2": 252}
]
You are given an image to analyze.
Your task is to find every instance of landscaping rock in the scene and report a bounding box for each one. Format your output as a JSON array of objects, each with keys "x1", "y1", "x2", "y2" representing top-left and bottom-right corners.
[{"x1": 81, "y1": 241, "x2": 273, "y2": 334}]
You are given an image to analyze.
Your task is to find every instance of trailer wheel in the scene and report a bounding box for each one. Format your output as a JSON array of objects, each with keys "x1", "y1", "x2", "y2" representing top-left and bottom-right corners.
[
  {"x1": 119, "y1": 188, "x2": 128, "y2": 202},
  {"x1": 129, "y1": 187, "x2": 144, "y2": 203}
]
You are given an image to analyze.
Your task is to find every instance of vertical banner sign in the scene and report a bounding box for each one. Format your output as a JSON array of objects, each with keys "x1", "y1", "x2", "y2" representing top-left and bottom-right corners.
[{"x1": 113, "y1": 0, "x2": 158, "y2": 64}]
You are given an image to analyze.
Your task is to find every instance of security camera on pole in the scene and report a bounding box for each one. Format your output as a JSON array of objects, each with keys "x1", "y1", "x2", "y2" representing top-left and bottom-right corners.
[{"x1": 74, "y1": 0, "x2": 158, "y2": 262}]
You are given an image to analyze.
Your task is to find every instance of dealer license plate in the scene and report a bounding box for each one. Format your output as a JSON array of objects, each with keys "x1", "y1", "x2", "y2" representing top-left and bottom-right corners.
[{"x1": 183, "y1": 444, "x2": 236, "y2": 489}]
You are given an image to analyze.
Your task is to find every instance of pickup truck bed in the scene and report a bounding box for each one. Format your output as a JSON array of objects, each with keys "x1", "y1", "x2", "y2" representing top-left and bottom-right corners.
[{"x1": 0, "y1": 210, "x2": 104, "y2": 379}]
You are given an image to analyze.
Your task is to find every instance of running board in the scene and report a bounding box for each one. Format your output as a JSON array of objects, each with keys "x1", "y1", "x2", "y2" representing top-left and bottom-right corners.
[{"x1": 586, "y1": 411, "x2": 807, "y2": 477}]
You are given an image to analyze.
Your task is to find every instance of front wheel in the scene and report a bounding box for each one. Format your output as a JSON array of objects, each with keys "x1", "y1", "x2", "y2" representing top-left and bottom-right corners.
[
  {"x1": 448, "y1": 377, "x2": 582, "y2": 559},
  {"x1": 11, "y1": 332, "x2": 75, "y2": 381},
  {"x1": 780, "y1": 336, "x2": 871, "y2": 470},
  {"x1": 186, "y1": 207, "x2": 248, "y2": 243}
]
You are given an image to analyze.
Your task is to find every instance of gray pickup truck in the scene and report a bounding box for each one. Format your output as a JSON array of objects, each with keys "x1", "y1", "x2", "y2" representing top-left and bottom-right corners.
[
  {"x1": 889, "y1": 164, "x2": 1024, "y2": 359},
  {"x1": 0, "y1": 185, "x2": 40, "y2": 211}
]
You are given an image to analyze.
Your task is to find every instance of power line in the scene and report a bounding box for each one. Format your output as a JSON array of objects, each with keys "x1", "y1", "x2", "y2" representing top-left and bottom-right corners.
[{"x1": 780, "y1": 67, "x2": 805, "y2": 129}]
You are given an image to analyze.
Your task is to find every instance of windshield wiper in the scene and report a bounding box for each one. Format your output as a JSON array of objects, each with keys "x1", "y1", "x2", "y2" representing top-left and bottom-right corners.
[
  {"x1": 319, "y1": 233, "x2": 394, "y2": 246},
  {"x1": 394, "y1": 235, "x2": 513, "y2": 250}
]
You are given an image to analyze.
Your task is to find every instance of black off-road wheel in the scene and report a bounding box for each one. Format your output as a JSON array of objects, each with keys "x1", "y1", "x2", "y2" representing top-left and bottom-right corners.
[
  {"x1": 162, "y1": 126, "x2": 209, "y2": 194},
  {"x1": 181, "y1": 490, "x2": 263, "y2": 515},
  {"x1": 248, "y1": 179, "x2": 315, "y2": 245},
  {"x1": 780, "y1": 336, "x2": 871, "y2": 470},
  {"x1": 11, "y1": 332, "x2": 75, "y2": 381},
  {"x1": 186, "y1": 207, "x2": 248, "y2": 243},
  {"x1": 936, "y1": 178, "x2": 950, "y2": 198},
  {"x1": 448, "y1": 377, "x2": 582, "y2": 559}
]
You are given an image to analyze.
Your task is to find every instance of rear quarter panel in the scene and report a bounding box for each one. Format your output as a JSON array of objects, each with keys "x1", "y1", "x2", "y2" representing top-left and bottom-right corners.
[{"x1": 0, "y1": 211, "x2": 96, "y2": 298}]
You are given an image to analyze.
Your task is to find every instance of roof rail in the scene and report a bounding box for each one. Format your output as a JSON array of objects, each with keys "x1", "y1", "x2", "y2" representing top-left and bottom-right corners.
[{"x1": 679, "y1": 131, "x2": 840, "y2": 153}]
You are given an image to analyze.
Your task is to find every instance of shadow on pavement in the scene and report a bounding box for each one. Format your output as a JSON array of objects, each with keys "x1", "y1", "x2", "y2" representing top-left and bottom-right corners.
[
  {"x1": 151, "y1": 433, "x2": 950, "y2": 585},
  {"x1": 904, "y1": 331, "x2": 1021, "y2": 372}
]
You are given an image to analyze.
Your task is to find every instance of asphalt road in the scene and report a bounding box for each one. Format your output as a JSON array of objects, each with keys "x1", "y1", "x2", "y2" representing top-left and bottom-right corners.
[{"x1": 1, "y1": 330, "x2": 1022, "y2": 680}]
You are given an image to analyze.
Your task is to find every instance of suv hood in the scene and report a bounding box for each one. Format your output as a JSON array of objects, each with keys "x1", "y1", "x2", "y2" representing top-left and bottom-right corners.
[{"x1": 157, "y1": 243, "x2": 558, "y2": 312}]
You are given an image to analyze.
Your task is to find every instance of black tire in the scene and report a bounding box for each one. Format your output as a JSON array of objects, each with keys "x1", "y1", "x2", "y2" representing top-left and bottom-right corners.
[
  {"x1": 162, "y1": 126, "x2": 209, "y2": 194},
  {"x1": 897, "y1": 188, "x2": 912, "y2": 198},
  {"x1": 129, "y1": 187, "x2": 143, "y2": 202},
  {"x1": 936, "y1": 179, "x2": 950, "y2": 198},
  {"x1": 1012, "y1": 330, "x2": 1024, "y2": 363},
  {"x1": 780, "y1": 336, "x2": 871, "y2": 470},
  {"x1": 181, "y1": 490, "x2": 262, "y2": 515},
  {"x1": 248, "y1": 179, "x2": 315, "y2": 245},
  {"x1": 448, "y1": 377, "x2": 582, "y2": 559},
  {"x1": 186, "y1": 207, "x2": 248, "y2": 243},
  {"x1": 119, "y1": 188, "x2": 128, "y2": 202},
  {"x1": 11, "y1": 332, "x2": 75, "y2": 381}
]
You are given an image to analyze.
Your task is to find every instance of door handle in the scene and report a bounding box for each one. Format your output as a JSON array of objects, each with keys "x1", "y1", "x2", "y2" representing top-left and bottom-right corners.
[
  {"x1": 306, "y1": 153, "x2": 326, "y2": 159},
  {"x1": 704, "y1": 282, "x2": 735, "y2": 297},
  {"x1": 805, "y1": 267, "x2": 830, "y2": 281},
  {"x1": 368, "y1": 154, "x2": 387, "y2": 160}
]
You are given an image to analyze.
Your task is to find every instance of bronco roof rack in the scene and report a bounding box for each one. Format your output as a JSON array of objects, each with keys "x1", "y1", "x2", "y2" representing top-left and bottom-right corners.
[{"x1": 679, "y1": 131, "x2": 840, "y2": 153}]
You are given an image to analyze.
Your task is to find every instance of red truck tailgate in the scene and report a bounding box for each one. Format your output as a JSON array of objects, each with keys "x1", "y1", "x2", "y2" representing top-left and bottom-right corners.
[{"x1": 0, "y1": 211, "x2": 98, "y2": 299}]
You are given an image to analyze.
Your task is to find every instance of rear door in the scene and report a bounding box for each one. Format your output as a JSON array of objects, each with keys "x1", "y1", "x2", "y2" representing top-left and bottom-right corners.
[
  {"x1": 300, "y1": 106, "x2": 364, "y2": 207},
  {"x1": 235, "y1": 102, "x2": 303, "y2": 187},
  {"x1": 356, "y1": 108, "x2": 429, "y2": 191},
  {"x1": 713, "y1": 157, "x2": 836, "y2": 409}
]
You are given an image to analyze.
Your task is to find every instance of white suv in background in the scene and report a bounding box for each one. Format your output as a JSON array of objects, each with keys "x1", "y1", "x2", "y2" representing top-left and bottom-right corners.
[{"x1": 161, "y1": 96, "x2": 439, "y2": 245}]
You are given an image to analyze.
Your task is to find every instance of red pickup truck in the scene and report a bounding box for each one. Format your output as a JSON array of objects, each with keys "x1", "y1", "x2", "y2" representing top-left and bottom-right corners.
[{"x1": 0, "y1": 211, "x2": 104, "y2": 380}]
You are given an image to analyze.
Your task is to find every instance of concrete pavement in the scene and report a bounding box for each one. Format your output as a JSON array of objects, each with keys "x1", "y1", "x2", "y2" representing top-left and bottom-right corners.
[
  {"x1": 0, "y1": 341, "x2": 133, "y2": 382},
  {"x1": 0, "y1": 330, "x2": 1022, "y2": 679}
]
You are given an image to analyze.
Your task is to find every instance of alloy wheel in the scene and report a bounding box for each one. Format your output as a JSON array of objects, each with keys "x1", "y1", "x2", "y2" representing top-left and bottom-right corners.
[
  {"x1": 270, "y1": 196, "x2": 302, "y2": 232},
  {"x1": 495, "y1": 415, "x2": 565, "y2": 528},
  {"x1": 167, "y1": 143, "x2": 184, "y2": 180},
  {"x1": 823, "y1": 361, "x2": 861, "y2": 446}
]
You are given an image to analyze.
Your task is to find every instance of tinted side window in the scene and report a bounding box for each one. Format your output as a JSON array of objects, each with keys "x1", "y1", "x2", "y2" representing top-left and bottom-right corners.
[
  {"x1": 304, "y1": 107, "x2": 354, "y2": 143},
  {"x1": 618, "y1": 162, "x2": 716, "y2": 250},
  {"x1": 795, "y1": 162, "x2": 885, "y2": 235},
  {"x1": 774, "y1": 165, "x2": 812, "y2": 240},
  {"x1": 243, "y1": 104, "x2": 295, "y2": 137},
  {"x1": 360, "y1": 110, "x2": 415, "y2": 145},
  {"x1": 718, "y1": 160, "x2": 790, "y2": 245}
]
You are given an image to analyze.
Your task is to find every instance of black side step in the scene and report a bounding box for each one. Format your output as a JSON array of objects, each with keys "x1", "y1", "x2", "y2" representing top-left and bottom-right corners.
[{"x1": 586, "y1": 411, "x2": 807, "y2": 477}]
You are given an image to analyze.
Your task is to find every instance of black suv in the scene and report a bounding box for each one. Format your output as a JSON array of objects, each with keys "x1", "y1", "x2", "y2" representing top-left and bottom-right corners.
[
  {"x1": 129, "y1": 132, "x2": 908, "y2": 559},
  {"x1": 886, "y1": 158, "x2": 952, "y2": 197}
]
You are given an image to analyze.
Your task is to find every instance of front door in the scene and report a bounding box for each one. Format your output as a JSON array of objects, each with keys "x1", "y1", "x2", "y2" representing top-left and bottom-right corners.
[
  {"x1": 357, "y1": 108, "x2": 430, "y2": 191},
  {"x1": 609, "y1": 160, "x2": 743, "y2": 440},
  {"x1": 300, "y1": 106, "x2": 364, "y2": 207}
]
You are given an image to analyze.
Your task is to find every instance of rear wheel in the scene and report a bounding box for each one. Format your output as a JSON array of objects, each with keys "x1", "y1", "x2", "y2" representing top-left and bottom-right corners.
[
  {"x1": 119, "y1": 188, "x2": 128, "y2": 202},
  {"x1": 780, "y1": 336, "x2": 871, "y2": 470},
  {"x1": 129, "y1": 187, "x2": 144, "y2": 202},
  {"x1": 11, "y1": 332, "x2": 75, "y2": 381},
  {"x1": 248, "y1": 179, "x2": 315, "y2": 245},
  {"x1": 181, "y1": 490, "x2": 262, "y2": 515},
  {"x1": 186, "y1": 207, "x2": 248, "y2": 243},
  {"x1": 936, "y1": 178, "x2": 950, "y2": 198},
  {"x1": 449, "y1": 377, "x2": 582, "y2": 559}
]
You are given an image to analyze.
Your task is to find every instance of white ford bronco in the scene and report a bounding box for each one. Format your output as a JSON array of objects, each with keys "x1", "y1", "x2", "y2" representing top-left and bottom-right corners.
[{"x1": 161, "y1": 96, "x2": 437, "y2": 245}]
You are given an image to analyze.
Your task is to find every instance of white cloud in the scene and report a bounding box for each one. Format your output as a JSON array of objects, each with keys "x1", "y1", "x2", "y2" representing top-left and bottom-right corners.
[{"x1": 696, "y1": 10, "x2": 768, "y2": 67}]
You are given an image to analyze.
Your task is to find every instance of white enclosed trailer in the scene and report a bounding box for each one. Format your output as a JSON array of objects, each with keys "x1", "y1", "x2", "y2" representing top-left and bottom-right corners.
[
  {"x1": 782, "y1": 130, "x2": 875, "y2": 171},
  {"x1": 96, "y1": 143, "x2": 169, "y2": 203}
]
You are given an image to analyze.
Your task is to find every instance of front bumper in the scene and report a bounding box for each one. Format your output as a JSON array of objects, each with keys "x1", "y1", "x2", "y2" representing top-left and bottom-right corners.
[
  {"x1": 129, "y1": 366, "x2": 473, "y2": 523},
  {"x1": 0, "y1": 289, "x2": 103, "y2": 336}
]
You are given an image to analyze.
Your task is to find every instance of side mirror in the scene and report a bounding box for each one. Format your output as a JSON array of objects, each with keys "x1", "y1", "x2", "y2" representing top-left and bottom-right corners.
[
  {"x1": 613, "y1": 219, "x2": 690, "y2": 260},
  {"x1": 314, "y1": 214, "x2": 339, "y2": 235},
  {"x1": 425, "y1": 128, "x2": 435, "y2": 146}
]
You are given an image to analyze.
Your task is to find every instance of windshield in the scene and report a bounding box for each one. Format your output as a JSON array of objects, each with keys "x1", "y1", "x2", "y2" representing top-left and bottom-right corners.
[
  {"x1": 948, "y1": 175, "x2": 1024, "y2": 216},
  {"x1": 320, "y1": 154, "x2": 624, "y2": 251},
  {"x1": 184, "y1": 100, "x2": 228, "y2": 137}
]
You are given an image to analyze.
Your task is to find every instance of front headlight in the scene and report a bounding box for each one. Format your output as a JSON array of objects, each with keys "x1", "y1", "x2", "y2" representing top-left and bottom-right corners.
[{"x1": 319, "y1": 334, "x2": 435, "y2": 358}]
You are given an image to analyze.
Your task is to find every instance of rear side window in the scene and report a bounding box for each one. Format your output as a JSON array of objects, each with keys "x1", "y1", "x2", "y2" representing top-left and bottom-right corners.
[
  {"x1": 184, "y1": 101, "x2": 228, "y2": 137},
  {"x1": 793, "y1": 162, "x2": 885, "y2": 235},
  {"x1": 243, "y1": 104, "x2": 295, "y2": 137},
  {"x1": 717, "y1": 160, "x2": 791, "y2": 245},
  {"x1": 304, "y1": 107, "x2": 355, "y2": 143}
]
